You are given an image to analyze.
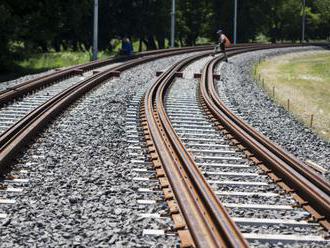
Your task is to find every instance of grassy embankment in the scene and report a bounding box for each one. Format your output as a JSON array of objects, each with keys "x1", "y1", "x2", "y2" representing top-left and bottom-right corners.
[{"x1": 255, "y1": 51, "x2": 330, "y2": 141}]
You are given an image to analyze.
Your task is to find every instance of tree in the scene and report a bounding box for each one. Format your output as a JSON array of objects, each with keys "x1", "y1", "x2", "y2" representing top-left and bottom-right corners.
[
  {"x1": 1, "y1": 0, "x2": 329, "y2": 72},
  {"x1": 0, "y1": 3, "x2": 15, "y2": 71},
  {"x1": 314, "y1": 0, "x2": 330, "y2": 40}
]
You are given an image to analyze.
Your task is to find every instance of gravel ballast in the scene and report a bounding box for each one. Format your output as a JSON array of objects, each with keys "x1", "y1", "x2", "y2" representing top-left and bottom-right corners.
[
  {"x1": 216, "y1": 46, "x2": 330, "y2": 179},
  {"x1": 0, "y1": 52, "x2": 198, "y2": 247},
  {"x1": 165, "y1": 52, "x2": 328, "y2": 247}
]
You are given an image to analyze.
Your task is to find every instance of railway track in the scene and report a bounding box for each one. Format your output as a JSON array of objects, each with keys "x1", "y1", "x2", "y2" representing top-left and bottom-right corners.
[
  {"x1": 0, "y1": 47, "x2": 211, "y2": 234},
  {"x1": 0, "y1": 43, "x2": 328, "y2": 247},
  {"x1": 0, "y1": 44, "x2": 264, "y2": 171},
  {"x1": 0, "y1": 45, "x2": 214, "y2": 106},
  {"x1": 140, "y1": 46, "x2": 330, "y2": 247},
  {"x1": 0, "y1": 45, "x2": 216, "y2": 173},
  {"x1": 0, "y1": 46, "x2": 215, "y2": 144}
]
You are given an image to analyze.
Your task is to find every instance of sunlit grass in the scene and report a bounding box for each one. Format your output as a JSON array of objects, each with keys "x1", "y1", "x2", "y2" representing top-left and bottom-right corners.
[
  {"x1": 16, "y1": 51, "x2": 111, "y2": 71},
  {"x1": 256, "y1": 51, "x2": 330, "y2": 141},
  {"x1": 1, "y1": 38, "x2": 210, "y2": 82}
]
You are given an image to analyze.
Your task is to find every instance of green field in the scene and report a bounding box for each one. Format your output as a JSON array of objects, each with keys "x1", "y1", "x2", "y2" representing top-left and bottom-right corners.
[
  {"x1": 256, "y1": 51, "x2": 330, "y2": 141},
  {"x1": 17, "y1": 51, "x2": 111, "y2": 71},
  {"x1": 13, "y1": 39, "x2": 172, "y2": 73},
  {"x1": 0, "y1": 50, "x2": 112, "y2": 83}
]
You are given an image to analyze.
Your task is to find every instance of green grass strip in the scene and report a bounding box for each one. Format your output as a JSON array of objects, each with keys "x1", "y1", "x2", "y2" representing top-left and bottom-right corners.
[{"x1": 256, "y1": 51, "x2": 330, "y2": 141}]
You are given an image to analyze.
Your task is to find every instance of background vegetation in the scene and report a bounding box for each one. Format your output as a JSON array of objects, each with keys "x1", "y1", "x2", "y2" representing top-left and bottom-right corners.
[{"x1": 0, "y1": 0, "x2": 329, "y2": 73}]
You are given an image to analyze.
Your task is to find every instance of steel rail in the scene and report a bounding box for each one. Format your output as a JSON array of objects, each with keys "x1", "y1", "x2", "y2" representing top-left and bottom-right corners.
[
  {"x1": 0, "y1": 43, "x2": 271, "y2": 106},
  {"x1": 199, "y1": 48, "x2": 330, "y2": 229},
  {"x1": 0, "y1": 46, "x2": 213, "y2": 173},
  {"x1": 0, "y1": 45, "x2": 216, "y2": 106},
  {"x1": 1, "y1": 42, "x2": 325, "y2": 106},
  {"x1": 142, "y1": 46, "x2": 267, "y2": 246},
  {"x1": 0, "y1": 44, "x2": 256, "y2": 161}
]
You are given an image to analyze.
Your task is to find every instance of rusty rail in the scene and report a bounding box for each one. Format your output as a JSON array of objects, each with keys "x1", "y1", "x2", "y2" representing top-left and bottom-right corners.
[
  {"x1": 1, "y1": 43, "x2": 326, "y2": 106},
  {"x1": 0, "y1": 46, "x2": 214, "y2": 173},
  {"x1": 143, "y1": 43, "x2": 329, "y2": 246},
  {"x1": 199, "y1": 48, "x2": 330, "y2": 230},
  {"x1": 2, "y1": 42, "x2": 327, "y2": 246},
  {"x1": 142, "y1": 48, "x2": 258, "y2": 247},
  {"x1": 0, "y1": 45, "x2": 216, "y2": 106}
]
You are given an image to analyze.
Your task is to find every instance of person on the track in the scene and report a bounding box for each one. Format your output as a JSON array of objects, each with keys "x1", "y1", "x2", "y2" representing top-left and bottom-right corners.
[
  {"x1": 213, "y1": 29, "x2": 231, "y2": 62},
  {"x1": 120, "y1": 37, "x2": 133, "y2": 56}
]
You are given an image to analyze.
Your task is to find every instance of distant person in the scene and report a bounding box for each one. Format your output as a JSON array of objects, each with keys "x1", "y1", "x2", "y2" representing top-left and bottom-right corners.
[
  {"x1": 213, "y1": 29, "x2": 231, "y2": 62},
  {"x1": 120, "y1": 37, "x2": 133, "y2": 56}
]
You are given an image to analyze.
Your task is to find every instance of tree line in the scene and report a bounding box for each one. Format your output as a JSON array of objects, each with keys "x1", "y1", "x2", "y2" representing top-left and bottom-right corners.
[{"x1": 0, "y1": 0, "x2": 329, "y2": 71}]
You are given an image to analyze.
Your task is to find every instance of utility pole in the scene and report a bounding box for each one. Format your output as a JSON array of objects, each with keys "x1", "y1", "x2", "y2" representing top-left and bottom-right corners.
[
  {"x1": 302, "y1": 0, "x2": 306, "y2": 43},
  {"x1": 93, "y1": 0, "x2": 99, "y2": 60},
  {"x1": 234, "y1": 0, "x2": 237, "y2": 45},
  {"x1": 170, "y1": 0, "x2": 176, "y2": 48}
]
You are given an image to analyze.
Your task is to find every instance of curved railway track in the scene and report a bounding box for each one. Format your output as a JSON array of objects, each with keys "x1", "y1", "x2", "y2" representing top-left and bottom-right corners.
[
  {"x1": 140, "y1": 45, "x2": 330, "y2": 247},
  {"x1": 0, "y1": 44, "x2": 328, "y2": 247},
  {"x1": 0, "y1": 44, "x2": 267, "y2": 172},
  {"x1": 200, "y1": 52, "x2": 330, "y2": 228},
  {"x1": 0, "y1": 45, "x2": 216, "y2": 173},
  {"x1": 0, "y1": 46, "x2": 213, "y2": 105}
]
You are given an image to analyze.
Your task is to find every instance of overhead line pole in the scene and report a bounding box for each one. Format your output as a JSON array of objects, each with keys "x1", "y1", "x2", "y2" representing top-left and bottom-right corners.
[
  {"x1": 171, "y1": 0, "x2": 176, "y2": 48},
  {"x1": 302, "y1": 0, "x2": 306, "y2": 43},
  {"x1": 234, "y1": 0, "x2": 237, "y2": 45},
  {"x1": 93, "y1": 0, "x2": 99, "y2": 60}
]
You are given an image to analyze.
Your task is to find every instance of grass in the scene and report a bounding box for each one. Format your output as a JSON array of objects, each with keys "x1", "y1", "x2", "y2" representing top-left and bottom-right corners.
[
  {"x1": 0, "y1": 50, "x2": 112, "y2": 83},
  {"x1": 0, "y1": 37, "x2": 211, "y2": 83},
  {"x1": 0, "y1": 39, "x2": 159, "y2": 82},
  {"x1": 17, "y1": 50, "x2": 111, "y2": 71},
  {"x1": 256, "y1": 51, "x2": 330, "y2": 141}
]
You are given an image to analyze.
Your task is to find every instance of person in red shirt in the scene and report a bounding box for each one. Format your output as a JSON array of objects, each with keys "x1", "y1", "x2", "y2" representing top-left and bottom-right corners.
[{"x1": 213, "y1": 29, "x2": 231, "y2": 62}]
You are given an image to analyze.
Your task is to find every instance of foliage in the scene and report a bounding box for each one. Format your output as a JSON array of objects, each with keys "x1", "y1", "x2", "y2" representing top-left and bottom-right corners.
[
  {"x1": 16, "y1": 51, "x2": 110, "y2": 70},
  {"x1": 0, "y1": 3, "x2": 15, "y2": 70},
  {"x1": 0, "y1": 0, "x2": 329, "y2": 72}
]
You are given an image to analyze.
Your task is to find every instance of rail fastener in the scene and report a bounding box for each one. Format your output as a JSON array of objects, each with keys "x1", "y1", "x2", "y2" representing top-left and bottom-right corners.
[
  {"x1": 174, "y1": 72, "x2": 184, "y2": 78},
  {"x1": 194, "y1": 73, "x2": 220, "y2": 80},
  {"x1": 73, "y1": 69, "x2": 84, "y2": 75},
  {"x1": 109, "y1": 71, "x2": 121, "y2": 77}
]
